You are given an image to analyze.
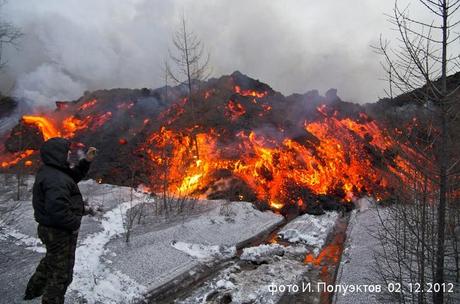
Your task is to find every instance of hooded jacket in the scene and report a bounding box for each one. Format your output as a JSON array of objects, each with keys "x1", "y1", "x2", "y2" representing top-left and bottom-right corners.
[{"x1": 32, "y1": 137, "x2": 91, "y2": 232}]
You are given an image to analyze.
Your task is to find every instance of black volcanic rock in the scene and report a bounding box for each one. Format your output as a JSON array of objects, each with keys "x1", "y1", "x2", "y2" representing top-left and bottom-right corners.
[{"x1": 5, "y1": 122, "x2": 44, "y2": 152}]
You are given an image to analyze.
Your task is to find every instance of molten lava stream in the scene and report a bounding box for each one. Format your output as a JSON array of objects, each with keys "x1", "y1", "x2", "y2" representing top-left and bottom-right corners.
[
  {"x1": 304, "y1": 217, "x2": 348, "y2": 304},
  {"x1": 22, "y1": 115, "x2": 61, "y2": 140},
  {"x1": 21, "y1": 115, "x2": 93, "y2": 140}
]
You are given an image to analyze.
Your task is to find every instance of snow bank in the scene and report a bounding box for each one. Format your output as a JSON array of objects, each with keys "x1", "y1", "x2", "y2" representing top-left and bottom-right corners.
[
  {"x1": 0, "y1": 225, "x2": 45, "y2": 253},
  {"x1": 171, "y1": 241, "x2": 236, "y2": 261},
  {"x1": 240, "y1": 244, "x2": 285, "y2": 263},
  {"x1": 230, "y1": 259, "x2": 307, "y2": 304},
  {"x1": 353, "y1": 196, "x2": 375, "y2": 212},
  {"x1": 278, "y1": 211, "x2": 338, "y2": 253},
  {"x1": 179, "y1": 210, "x2": 342, "y2": 304},
  {"x1": 216, "y1": 279, "x2": 235, "y2": 289},
  {"x1": 178, "y1": 259, "x2": 308, "y2": 304}
]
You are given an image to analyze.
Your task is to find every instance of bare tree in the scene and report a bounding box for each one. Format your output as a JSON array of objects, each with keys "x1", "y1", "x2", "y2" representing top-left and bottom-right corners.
[
  {"x1": 0, "y1": 0, "x2": 22, "y2": 72},
  {"x1": 119, "y1": 188, "x2": 152, "y2": 244},
  {"x1": 14, "y1": 123, "x2": 33, "y2": 201},
  {"x1": 147, "y1": 141, "x2": 197, "y2": 218},
  {"x1": 0, "y1": 188, "x2": 20, "y2": 226},
  {"x1": 167, "y1": 15, "x2": 211, "y2": 159},
  {"x1": 374, "y1": 1, "x2": 460, "y2": 303}
]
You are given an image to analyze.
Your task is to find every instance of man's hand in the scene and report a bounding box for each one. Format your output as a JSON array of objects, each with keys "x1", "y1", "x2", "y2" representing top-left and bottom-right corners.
[
  {"x1": 83, "y1": 201, "x2": 104, "y2": 216},
  {"x1": 85, "y1": 147, "x2": 98, "y2": 162},
  {"x1": 84, "y1": 205, "x2": 96, "y2": 216}
]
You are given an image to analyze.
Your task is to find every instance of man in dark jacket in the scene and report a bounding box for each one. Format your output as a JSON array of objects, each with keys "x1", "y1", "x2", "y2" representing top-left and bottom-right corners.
[{"x1": 24, "y1": 137, "x2": 97, "y2": 304}]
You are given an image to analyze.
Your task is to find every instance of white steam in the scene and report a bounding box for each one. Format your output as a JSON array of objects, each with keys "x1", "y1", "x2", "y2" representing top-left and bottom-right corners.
[
  {"x1": 15, "y1": 64, "x2": 85, "y2": 106},
  {"x1": 1, "y1": 0, "x2": 428, "y2": 107}
]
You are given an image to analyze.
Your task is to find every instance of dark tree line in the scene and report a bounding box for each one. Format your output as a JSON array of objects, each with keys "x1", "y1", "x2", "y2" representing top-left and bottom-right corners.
[{"x1": 374, "y1": 1, "x2": 460, "y2": 303}]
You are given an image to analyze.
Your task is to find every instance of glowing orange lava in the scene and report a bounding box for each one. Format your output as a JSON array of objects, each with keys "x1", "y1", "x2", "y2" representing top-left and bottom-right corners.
[
  {"x1": 226, "y1": 100, "x2": 246, "y2": 121},
  {"x1": 234, "y1": 86, "x2": 268, "y2": 98},
  {"x1": 62, "y1": 116, "x2": 91, "y2": 138},
  {"x1": 3, "y1": 99, "x2": 112, "y2": 169},
  {"x1": 304, "y1": 244, "x2": 341, "y2": 266},
  {"x1": 22, "y1": 114, "x2": 94, "y2": 141},
  {"x1": 22, "y1": 116, "x2": 60, "y2": 140},
  {"x1": 1, "y1": 150, "x2": 34, "y2": 168},
  {"x1": 117, "y1": 101, "x2": 134, "y2": 110},
  {"x1": 91, "y1": 112, "x2": 112, "y2": 130},
  {"x1": 140, "y1": 105, "x2": 409, "y2": 207},
  {"x1": 78, "y1": 99, "x2": 98, "y2": 111}
]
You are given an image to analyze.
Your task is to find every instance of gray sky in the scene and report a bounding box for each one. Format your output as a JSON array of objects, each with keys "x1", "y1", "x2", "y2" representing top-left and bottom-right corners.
[{"x1": 0, "y1": 0, "x2": 441, "y2": 107}]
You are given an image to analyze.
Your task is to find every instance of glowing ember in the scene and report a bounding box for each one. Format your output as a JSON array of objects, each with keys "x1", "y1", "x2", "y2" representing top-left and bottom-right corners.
[
  {"x1": 78, "y1": 99, "x2": 98, "y2": 111},
  {"x1": 159, "y1": 98, "x2": 187, "y2": 126},
  {"x1": 234, "y1": 85, "x2": 268, "y2": 98},
  {"x1": 204, "y1": 90, "x2": 214, "y2": 99},
  {"x1": 226, "y1": 100, "x2": 246, "y2": 121},
  {"x1": 261, "y1": 104, "x2": 272, "y2": 112},
  {"x1": 304, "y1": 244, "x2": 341, "y2": 266},
  {"x1": 91, "y1": 112, "x2": 112, "y2": 130},
  {"x1": 62, "y1": 116, "x2": 91, "y2": 138},
  {"x1": 1, "y1": 150, "x2": 34, "y2": 168},
  {"x1": 269, "y1": 200, "x2": 284, "y2": 210},
  {"x1": 117, "y1": 101, "x2": 134, "y2": 110},
  {"x1": 25, "y1": 160, "x2": 33, "y2": 167}
]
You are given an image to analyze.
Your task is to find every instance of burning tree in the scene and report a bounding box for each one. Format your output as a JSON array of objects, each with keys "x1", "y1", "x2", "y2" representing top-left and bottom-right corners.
[
  {"x1": 167, "y1": 15, "x2": 211, "y2": 160},
  {"x1": 374, "y1": 1, "x2": 460, "y2": 303}
]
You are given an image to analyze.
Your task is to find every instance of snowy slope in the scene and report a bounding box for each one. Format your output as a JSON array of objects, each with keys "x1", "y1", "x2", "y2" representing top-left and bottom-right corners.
[
  {"x1": 178, "y1": 211, "x2": 340, "y2": 304},
  {"x1": 0, "y1": 175, "x2": 283, "y2": 304},
  {"x1": 333, "y1": 209, "x2": 384, "y2": 304}
]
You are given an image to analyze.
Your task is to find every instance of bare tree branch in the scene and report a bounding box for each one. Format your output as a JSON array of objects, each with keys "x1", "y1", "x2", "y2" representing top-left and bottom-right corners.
[{"x1": 0, "y1": 1, "x2": 22, "y2": 72}]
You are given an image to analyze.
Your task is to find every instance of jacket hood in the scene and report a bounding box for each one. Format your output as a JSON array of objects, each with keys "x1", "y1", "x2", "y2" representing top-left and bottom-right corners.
[{"x1": 40, "y1": 137, "x2": 71, "y2": 168}]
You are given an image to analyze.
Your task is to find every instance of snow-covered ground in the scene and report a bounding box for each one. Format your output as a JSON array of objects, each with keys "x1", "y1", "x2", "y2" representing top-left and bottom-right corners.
[
  {"x1": 333, "y1": 209, "x2": 382, "y2": 304},
  {"x1": 278, "y1": 212, "x2": 339, "y2": 255},
  {"x1": 177, "y1": 211, "x2": 341, "y2": 304},
  {"x1": 335, "y1": 206, "x2": 460, "y2": 304},
  {"x1": 0, "y1": 175, "x2": 283, "y2": 304},
  {"x1": 171, "y1": 241, "x2": 236, "y2": 261}
]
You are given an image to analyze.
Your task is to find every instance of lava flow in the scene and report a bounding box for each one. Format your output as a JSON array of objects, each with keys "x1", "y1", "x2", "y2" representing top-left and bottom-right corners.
[
  {"x1": 0, "y1": 72, "x2": 417, "y2": 211},
  {"x1": 140, "y1": 102, "x2": 409, "y2": 210},
  {"x1": 1, "y1": 149, "x2": 34, "y2": 168},
  {"x1": 22, "y1": 115, "x2": 60, "y2": 140},
  {"x1": 1, "y1": 97, "x2": 115, "y2": 168}
]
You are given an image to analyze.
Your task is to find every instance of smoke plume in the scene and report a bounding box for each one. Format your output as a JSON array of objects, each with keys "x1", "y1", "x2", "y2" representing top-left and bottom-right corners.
[{"x1": 0, "y1": 0, "x2": 427, "y2": 107}]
